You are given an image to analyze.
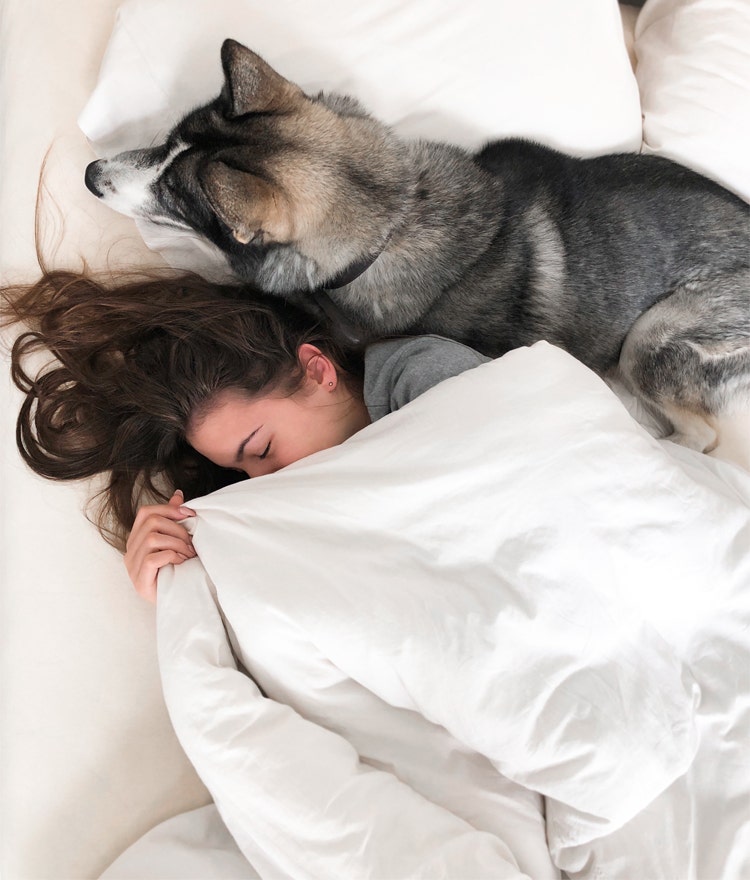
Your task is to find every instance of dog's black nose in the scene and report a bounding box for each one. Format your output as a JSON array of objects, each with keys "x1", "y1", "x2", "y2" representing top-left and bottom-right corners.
[{"x1": 84, "y1": 161, "x2": 104, "y2": 197}]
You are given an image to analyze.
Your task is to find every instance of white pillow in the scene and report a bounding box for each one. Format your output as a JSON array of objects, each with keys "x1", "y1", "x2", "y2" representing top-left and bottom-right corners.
[
  {"x1": 78, "y1": 0, "x2": 642, "y2": 277},
  {"x1": 634, "y1": 0, "x2": 750, "y2": 201}
]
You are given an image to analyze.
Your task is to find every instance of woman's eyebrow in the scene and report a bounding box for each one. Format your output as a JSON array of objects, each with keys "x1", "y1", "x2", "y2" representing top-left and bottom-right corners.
[{"x1": 236, "y1": 426, "x2": 262, "y2": 462}]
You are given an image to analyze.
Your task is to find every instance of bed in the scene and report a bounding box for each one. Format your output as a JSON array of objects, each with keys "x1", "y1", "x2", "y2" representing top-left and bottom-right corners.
[{"x1": 1, "y1": 1, "x2": 749, "y2": 877}]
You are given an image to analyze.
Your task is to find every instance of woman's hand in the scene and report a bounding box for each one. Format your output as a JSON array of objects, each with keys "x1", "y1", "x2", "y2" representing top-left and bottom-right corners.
[{"x1": 124, "y1": 489, "x2": 197, "y2": 603}]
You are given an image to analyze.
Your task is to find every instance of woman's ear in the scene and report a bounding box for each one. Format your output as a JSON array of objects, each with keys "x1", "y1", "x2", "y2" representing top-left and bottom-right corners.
[{"x1": 297, "y1": 343, "x2": 339, "y2": 390}]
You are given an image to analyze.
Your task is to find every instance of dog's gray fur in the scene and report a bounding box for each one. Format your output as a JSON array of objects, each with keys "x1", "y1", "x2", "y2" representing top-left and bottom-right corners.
[{"x1": 85, "y1": 40, "x2": 750, "y2": 454}]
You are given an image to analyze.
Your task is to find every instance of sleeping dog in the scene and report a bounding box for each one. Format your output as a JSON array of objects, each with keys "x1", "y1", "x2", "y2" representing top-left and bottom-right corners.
[{"x1": 84, "y1": 39, "x2": 750, "y2": 455}]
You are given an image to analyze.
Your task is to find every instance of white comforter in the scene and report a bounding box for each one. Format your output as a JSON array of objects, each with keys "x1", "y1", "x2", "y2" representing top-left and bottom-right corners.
[{"x1": 150, "y1": 343, "x2": 750, "y2": 879}]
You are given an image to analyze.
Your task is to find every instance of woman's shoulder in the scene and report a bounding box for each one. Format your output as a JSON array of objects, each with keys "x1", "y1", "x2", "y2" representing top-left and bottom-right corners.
[
  {"x1": 366, "y1": 333, "x2": 485, "y2": 361},
  {"x1": 363, "y1": 335, "x2": 490, "y2": 420}
]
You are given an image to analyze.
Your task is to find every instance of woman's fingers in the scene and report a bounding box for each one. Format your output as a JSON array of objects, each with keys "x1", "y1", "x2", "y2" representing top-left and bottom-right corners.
[
  {"x1": 128, "y1": 514, "x2": 195, "y2": 549},
  {"x1": 131, "y1": 499, "x2": 195, "y2": 532},
  {"x1": 141, "y1": 531, "x2": 197, "y2": 557},
  {"x1": 126, "y1": 529, "x2": 196, "y2": 577},
  {"x1": 133, "y1": 549, "x2": 193, "y2": 604},
  {"x1": 126, "y1": 536, "x2": 196, "y2": 601},
  {"x1": 125, "y1": 490, "x2": 199, "y2": 602},
  {"x1": 128, "y1": 492, "x2": 196, "y2": 548}
]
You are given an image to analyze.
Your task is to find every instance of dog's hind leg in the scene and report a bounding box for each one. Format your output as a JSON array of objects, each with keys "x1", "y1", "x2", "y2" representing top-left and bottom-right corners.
[
  {"x1": 619, "y1": 271, "x2": 750, "y2": 470},
  {"x1": 708, "y1": 410, "x2": 750, "y2": 472}
]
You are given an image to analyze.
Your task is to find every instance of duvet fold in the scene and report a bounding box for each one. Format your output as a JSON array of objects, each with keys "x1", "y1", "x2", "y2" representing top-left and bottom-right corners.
[{"x1": 155, "y1": 342, "x2": 750, "y2": 878}]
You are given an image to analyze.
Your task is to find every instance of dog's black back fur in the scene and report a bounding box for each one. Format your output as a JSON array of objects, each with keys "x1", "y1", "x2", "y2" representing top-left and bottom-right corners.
[{"x1": 418, "y1": 140, "x2": 750, "y2": 369}]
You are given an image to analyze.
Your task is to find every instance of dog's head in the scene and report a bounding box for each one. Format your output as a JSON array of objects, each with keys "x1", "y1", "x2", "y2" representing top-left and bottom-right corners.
[{"x1": 85, "y1": 40, "x2": 410, "y2": 291}]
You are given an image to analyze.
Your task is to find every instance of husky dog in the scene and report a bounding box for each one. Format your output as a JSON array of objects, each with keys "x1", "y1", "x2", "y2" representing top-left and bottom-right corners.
[{"x1": 85, "y1": 39, "x2": 750, "y2": 455}]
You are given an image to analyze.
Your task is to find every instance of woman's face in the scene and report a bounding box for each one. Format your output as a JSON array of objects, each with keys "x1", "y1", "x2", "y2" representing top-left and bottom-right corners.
[{"x1": 186, "y1": 349, "x2": 369, "y2": 478}]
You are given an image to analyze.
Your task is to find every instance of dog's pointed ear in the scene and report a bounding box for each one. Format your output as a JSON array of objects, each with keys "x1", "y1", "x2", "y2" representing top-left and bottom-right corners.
[
  {"x1": 220, "y1": 39, "x2": 302, "y2": 117},
  {"x1": 200, "y1": 160, "x2": 291, "y2": 245}
]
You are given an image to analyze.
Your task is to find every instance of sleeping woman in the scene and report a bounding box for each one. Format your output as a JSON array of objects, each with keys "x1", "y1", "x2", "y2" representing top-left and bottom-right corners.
[
  {"x1": 2, "y1": 269, "x2": 486, "y2": 601},
  {"x1": 3, "y1": 269, "x2": 719, "y2": 880}
]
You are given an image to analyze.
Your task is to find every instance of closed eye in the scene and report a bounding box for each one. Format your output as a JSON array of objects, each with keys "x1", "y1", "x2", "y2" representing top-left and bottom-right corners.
[{"x1": 258, "y1": 441, "x2": 271, "y2": 460}]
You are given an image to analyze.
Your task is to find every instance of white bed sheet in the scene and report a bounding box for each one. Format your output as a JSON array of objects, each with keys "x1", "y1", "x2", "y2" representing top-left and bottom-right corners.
[
  {"x1": 146, "y1": 344, "x2": 750, "y2": 880},
  {"x1": 2, "y1": 0, "x2": 749, "y2": 877}
]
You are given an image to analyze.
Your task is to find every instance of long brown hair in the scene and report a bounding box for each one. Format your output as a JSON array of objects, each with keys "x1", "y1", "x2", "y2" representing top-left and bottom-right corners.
[{"x1": 2, "y1": 270, "x2": 363, "y2": 550}]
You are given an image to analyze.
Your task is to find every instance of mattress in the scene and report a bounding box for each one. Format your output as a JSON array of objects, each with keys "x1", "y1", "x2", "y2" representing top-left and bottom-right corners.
[{"x1": 1, "y1": 0, "x2": 749, "y2": 876}]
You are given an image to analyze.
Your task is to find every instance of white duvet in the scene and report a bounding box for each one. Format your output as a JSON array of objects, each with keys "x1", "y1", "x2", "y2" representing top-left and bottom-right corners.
[{"x1": 146, "y1": 343, "x2": 750, "y2": 879}]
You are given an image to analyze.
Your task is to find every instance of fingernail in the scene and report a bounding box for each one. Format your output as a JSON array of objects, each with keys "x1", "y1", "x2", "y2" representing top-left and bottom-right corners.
[{"x1": 178, "y1": 507, "x2": 195, "y2": 517}]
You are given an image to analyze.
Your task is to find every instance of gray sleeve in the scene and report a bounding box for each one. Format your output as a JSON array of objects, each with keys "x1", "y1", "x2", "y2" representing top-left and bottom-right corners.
[{"x1": 364, "y1": 335, "x2": 490, "y2": 421}]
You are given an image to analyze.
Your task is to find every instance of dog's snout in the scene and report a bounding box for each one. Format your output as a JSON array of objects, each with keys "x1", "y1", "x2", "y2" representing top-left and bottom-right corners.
[
  {"x1": 81, "y1": 152, "x2": 158, "y2": 219},
  {"x1": 84, "y1": 161, "x2": 105, "y2": 197}
]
